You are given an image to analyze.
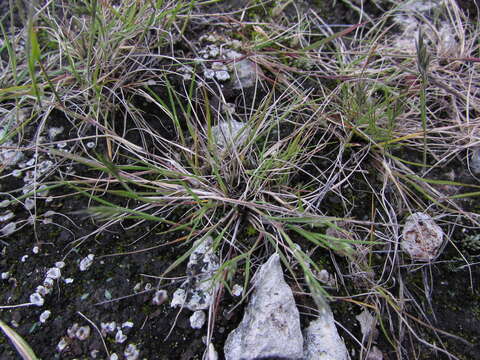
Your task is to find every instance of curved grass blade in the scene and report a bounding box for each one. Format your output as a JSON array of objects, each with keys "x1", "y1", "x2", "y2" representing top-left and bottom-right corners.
[{"x1": 0, "y1": 319, "x2": 39, "y2": 360}]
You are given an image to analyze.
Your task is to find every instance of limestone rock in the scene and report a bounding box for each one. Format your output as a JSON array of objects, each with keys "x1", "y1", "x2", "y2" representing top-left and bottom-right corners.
[
  {"x1": 402, "y1": 212, "x2": 444, "y2": 261},
  {"x1": 224, "y1": 254, "x2": 303, "y2": 360},
  {"x1": 171, "y1": 236, "x2": 219, "y2": 311},
  {"x1": 304, "y1": 309, "x2": 349, "y2": 360},
  {"x1": 211, "y1": 120, "x2": 249, "y2": 150}
]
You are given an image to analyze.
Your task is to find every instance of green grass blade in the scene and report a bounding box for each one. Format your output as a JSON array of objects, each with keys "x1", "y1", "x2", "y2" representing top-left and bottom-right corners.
[{"x1": 0, "y1": 319, "x2": 39, "y2": 360}]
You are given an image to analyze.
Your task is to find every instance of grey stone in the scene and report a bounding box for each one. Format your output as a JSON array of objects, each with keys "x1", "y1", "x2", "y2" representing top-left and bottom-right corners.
[
  {"x1": 224, "y1": 254, "x2": 303, "y2": 360},
  {"x1": 231, "y1": 58, "x2": 258, "y2": 90},
  {"x1": 304, "y1": 309, "x2": 349, "y2": 360},
  {"x1": 171, "y1": 236, "x2": 219, "y2": 311},
  {"x1": 211, "y1": 120, "x2": 249, "y2": 150},
  {"x1": 402, "y1": 212, "x2": 444, "y2": 261}
]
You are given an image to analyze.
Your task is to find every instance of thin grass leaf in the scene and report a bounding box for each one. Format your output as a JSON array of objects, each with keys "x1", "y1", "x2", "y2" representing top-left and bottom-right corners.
[{"x1": 0, "y1": 319, "x2": 39, "y2": 360}]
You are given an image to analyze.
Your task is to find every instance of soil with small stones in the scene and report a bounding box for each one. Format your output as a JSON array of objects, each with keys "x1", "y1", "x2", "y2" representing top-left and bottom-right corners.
[{"x1": 1, "y1": 1, "x2": 480, "y2": 360}]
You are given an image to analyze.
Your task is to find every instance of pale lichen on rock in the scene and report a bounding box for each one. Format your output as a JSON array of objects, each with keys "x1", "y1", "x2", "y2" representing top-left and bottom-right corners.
[{"x1": 401, "y1": 212, "x2": 444, "y2": 261}]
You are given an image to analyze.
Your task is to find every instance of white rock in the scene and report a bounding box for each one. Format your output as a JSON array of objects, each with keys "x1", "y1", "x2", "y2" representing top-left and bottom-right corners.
[
  {"x1": 124, "y1": 343, "x2": 140, "y2": 360},
  {"x1": 115, "y1": 329, "x2": 127, "y2": 343},
  {"x1": 56, "y1": 337, "x2": 68, "y2": 352},
  {"x1": 230, "y1": 55, "x2": 259, "y2": 89},
  {"x1": 25, "y1": 198, "x2": 35, "y2": 210},
  {"x1": 44, "y1": 277, "x2": 54, "y2": 288},
  {"x1": 32, "y1": 246, "x2": 40, "y2": 254},
  {"x1": 391, "y1": 0, "x2": 458, "y2": 57},
  {"x1": 122, "y1": 321, "x2": 134, "y2": 329},
  {"x1": 212, "y1": 120, "x2": 250, "y2": 150},
  {"x1": 224, "y1": 254, "x2": 303, "y2": 360},
  {"x1": 317, "y1": 269, "x2": 335, "y2": 286},
  {"x1": 171, "y1": 288, "x2": 187, "y2": 308},
  {"x1": 79, "y1": 254, "x2": 95, "y2": 271},
  {"x1": 355, "y1": 310, "x2": 377, "y2": 341},
  {"x1": 30, "y1": 292, "x2": 44, "y2": 306},
  {"x1": 189, "y1": 310, "x2": 206, "y2": 329},
  {"x1": 215, "y1": 70, "x2": 230, "y2": 81},
  {"x1": 64, "y1": 278, "x2": 74, "y2": 284},
  {"x1": 366, "y1": 346, "x2": 384, "y2": 360},
  {"x1": 1, "y1": 272, "x2": 9, "y2": 280},
  {"x1": 171, "y1": 237, "x2": 219, "y2": 311},
  {"x1": 21, "y1": 255, "x2": 28, "y2": 262},
  {"x1": 39, "y1": 310, "x2": 51, "y2": 323},
  {"x1": 48, "y1": 126, "x2": 64, "y2": 140},
  {"x1": 75, "y1": 326, "x2": 91, "y2": 341},
  {"x1": 204, "y1": 69, "x2": 215, "y2": 79},
  {"x1": 36, "y1": 285, "x2": 50, "y2": 296},
  {"x1": 55, "y1": 261, "x2": 65, "y2": 269},
  {"x1": 67, "y1": 323, "x2": 79, "y2": 338},
  {"x1": 206, "y1": 343, "x2": 218, "y2": 360},
  {"x1": 152, "y1": 290, "x2": 168, "y2": 305},
  {"x1": 0, "y1": 141, "x2": 24, "y2": 167},
  {"x1": 402, "y1": 212, "x2": 444, "y2": 261},
  {"x1": 303, "y1": 310, "x2": 349, "y2": 360},
  {"x1": 46, "y1": 267, "x2": 61, "y2": 280},
  {"x1": 101, "y1": 322, "x2": 117, "y2": 335},
  {"x1": 211, "y1": 62, "x2": 227, "y2": 71},
  {"x1": 110, "y1": 353, "x2": 118, "y2": 360},
  {"x1": 231, "y1": 284, "x2": 243, "y2": 297}
]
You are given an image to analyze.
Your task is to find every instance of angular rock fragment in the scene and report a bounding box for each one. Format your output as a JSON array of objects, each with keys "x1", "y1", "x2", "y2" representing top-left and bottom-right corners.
[
  {"x1": 171, "y1": 236, "x2": 219, "y2": 311},
  {"x1": 401, "y1": 212, "x2": 444, "y2": 261},
  {"x1": 303, "y1": 309, "x2": 349, "y2": 360},
  {"x1": 224, "y1": 254, "x2": 303, "y2": 360},
  {"x1": 391, "y1": 0, "x2": 458, "y2": 57},
  {"x1": 227, "y1": 50, "x2": 260, "y2": 90},
  {"x1": 190, "y1": 310, "x2": 206, "y2": 329},
  {"x1": 211, "y1": 120, "x2": 250, "y2": 150}
]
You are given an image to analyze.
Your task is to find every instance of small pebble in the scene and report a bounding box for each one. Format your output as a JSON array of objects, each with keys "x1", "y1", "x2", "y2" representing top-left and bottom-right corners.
[
  {"x1": 115, "y1": 329, "x2": 127, "y2": 343},
  {"x1": 122, "y1": 321, "x2": 134, "y2": 329},
  {"x1": 232, "y1": 284, "x2": 243, "y2": 297},
  {"x1": 75, "y1": 326, "x2": 91, "y2": 341},
  {"x1": 190, "y1": 310, "x2": 206, "y2": 329},
  {"x1": 56, "y1": 337, "x2": 68, "y2": 352},
  {"x1": 39, "y1": 310, "x2": 51, "y2": 323},
  {"x1": 30, "y1": 292, "x2": 44, "y2": 306},
  {"x1": 46, "y1": 267, "x2": 61, "y2": 280},
  {"x1": 124, "y1": 344, "x2": 140, "y2": 360},
  {"x1": 44, "y1": 277, "x2": 54, "y2": 288},
  {"x1": 152, "y1": 290, "x2": 168, "y2": 305},
  {"x1": 79, "y1": 254, "x2": 94, "y2": 271}
]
